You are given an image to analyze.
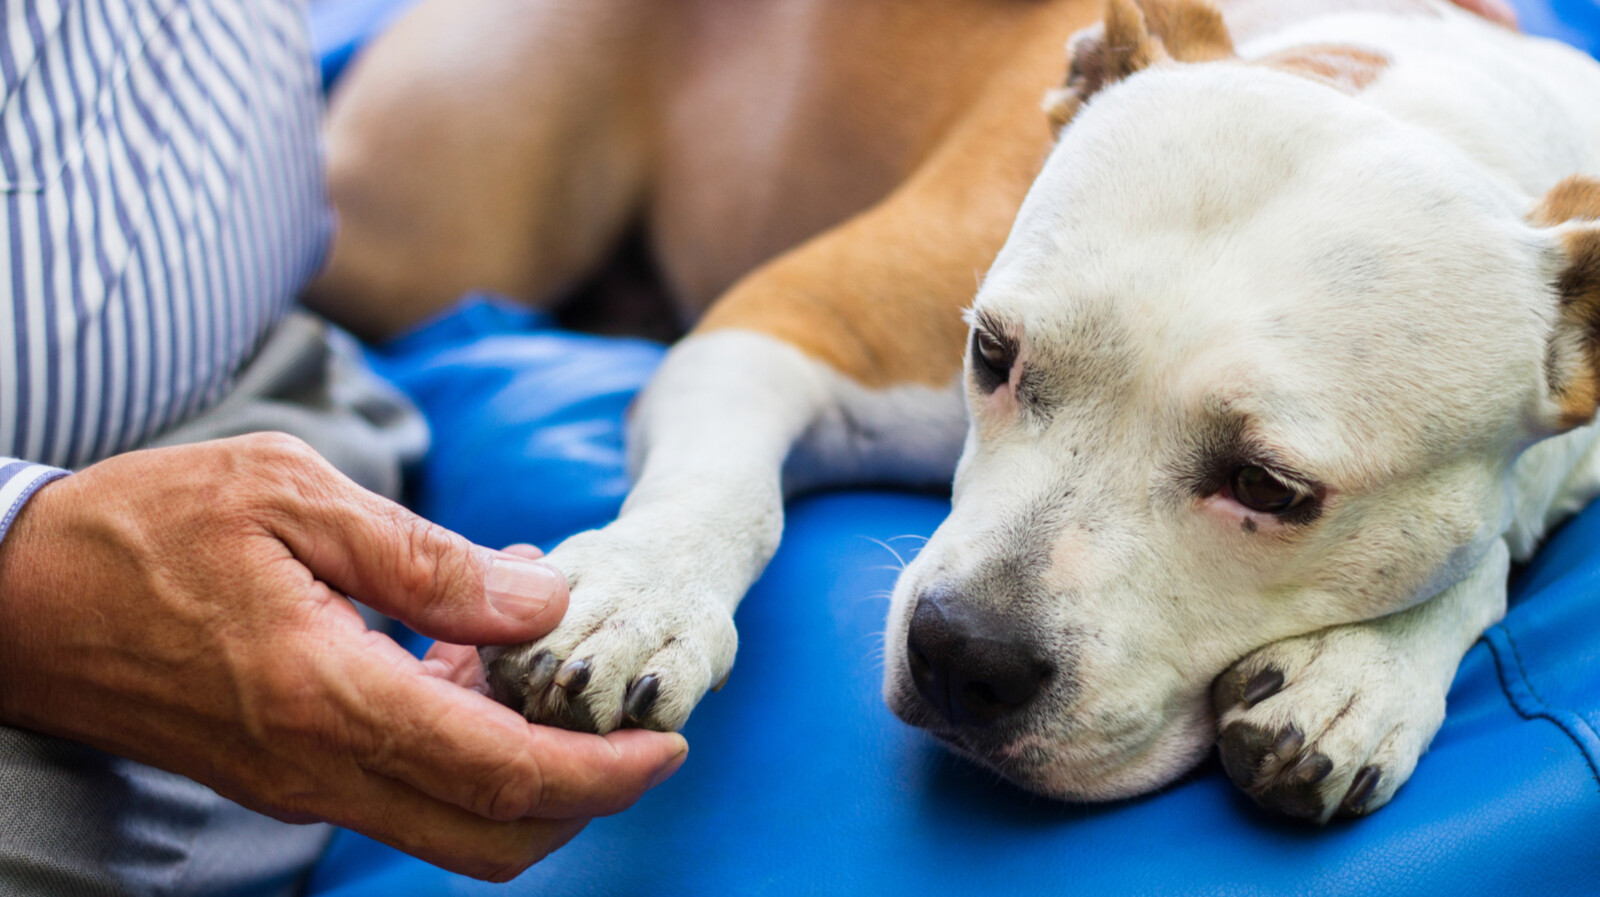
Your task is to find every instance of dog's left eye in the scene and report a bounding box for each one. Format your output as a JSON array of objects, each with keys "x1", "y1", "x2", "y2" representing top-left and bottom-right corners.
[
  {"x1": 1230, "y1": 465, "x2": 1308, "y2": 515},
  {"x1": 971, "y1": 329, "x2": 1015, "y2": 390}
]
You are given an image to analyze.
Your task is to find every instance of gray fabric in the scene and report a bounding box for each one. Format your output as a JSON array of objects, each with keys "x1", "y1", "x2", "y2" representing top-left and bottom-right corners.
[
  {"x1": 0, "y1": 729, "x2": 330, "y2": 897},
  {"x1": 0, "y1": 310, "x2": 431, "y2": 896},
  {"x1": 146, "y1": 311, "x2": 430, "y2": 502}
]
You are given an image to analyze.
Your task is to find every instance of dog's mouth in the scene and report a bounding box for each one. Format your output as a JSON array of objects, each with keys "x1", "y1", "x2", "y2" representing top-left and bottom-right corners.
[{"x1": 888, "y1": 674, "x2": 1216, "y2": 801}]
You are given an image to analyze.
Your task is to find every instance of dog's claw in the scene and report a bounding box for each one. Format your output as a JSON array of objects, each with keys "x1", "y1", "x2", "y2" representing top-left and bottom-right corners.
[
  {"x1": 1271, "y1": 723, "x2": 1304, "y2": 759},
  {"x1": 1242, "y1": 668, "x2": 1285, "y2": 707},
  {"x1": 526, "y1": 650, "x2": 561, "y2": 693},
  {"x1": 1340, "y1": 766, "x2": 1382, "y2": 816},
  {"x1": 1285, "y1": 751, "x2": 1333, "y2": 786},
  {"x1": 555, "y1": 659, "x2": 592, "y2": 694},
  {"x1": 624, "y1": 675, "x2": 661, "y2": 724}
]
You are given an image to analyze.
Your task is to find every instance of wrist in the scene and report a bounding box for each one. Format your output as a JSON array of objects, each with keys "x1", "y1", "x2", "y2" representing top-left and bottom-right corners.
[{"x1": 0, "y1": 471, "x2": 75, "y2": 728}]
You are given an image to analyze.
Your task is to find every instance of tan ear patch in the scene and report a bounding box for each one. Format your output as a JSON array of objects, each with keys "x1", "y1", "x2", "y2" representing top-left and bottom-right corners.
[
  {"x1": 1532, "y1": 176, "x2": 1600, "y2": 428},
  {"x1": 1044, "y1": 0, "x2": 1232, "y2": 135},
  {"x1": 1140, "y1": 0, "x2": 1234, "y2": 63},
  {"x1": 1531, "y1": 175, "x2": 1600, "y2": 228},
  {"x1": 1257, "y1": 45, "x2": 1390, "y2": 94}
]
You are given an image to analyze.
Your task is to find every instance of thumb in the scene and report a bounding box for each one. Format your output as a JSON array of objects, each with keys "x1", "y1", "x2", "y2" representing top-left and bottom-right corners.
[{"x1": 271, "y1": 465, "x2": 569, "y2": 645}]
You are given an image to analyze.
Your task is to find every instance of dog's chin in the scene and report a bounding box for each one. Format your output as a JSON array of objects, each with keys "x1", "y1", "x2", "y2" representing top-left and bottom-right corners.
[{"x1": 886, "y1": 680, "x2": 1215, "y2": 802}]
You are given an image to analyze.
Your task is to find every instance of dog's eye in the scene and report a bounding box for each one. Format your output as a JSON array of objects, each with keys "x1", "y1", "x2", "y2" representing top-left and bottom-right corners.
[
  {"x1": 1229, "y1": 465, "x2": 1307, "y2": 515},
  {"x1": 971, "y1": 329, "x2": 1015, "y2": 390}
]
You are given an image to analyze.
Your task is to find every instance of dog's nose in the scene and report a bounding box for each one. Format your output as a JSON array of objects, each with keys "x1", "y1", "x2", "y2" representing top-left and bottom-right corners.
[{"x1": 906, "y1": 587, "x2": 1052, "y2": 727}]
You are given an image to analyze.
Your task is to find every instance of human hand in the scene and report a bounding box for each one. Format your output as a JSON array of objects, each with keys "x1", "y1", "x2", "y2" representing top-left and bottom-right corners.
[{"x1": 0, "y1": 434, "x2": 687, "y2": 881}]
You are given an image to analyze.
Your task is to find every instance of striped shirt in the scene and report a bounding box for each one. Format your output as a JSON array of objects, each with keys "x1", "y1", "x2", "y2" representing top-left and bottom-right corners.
[{"x1": 0, "y1": 0, "x2": 329, "y2": 544}]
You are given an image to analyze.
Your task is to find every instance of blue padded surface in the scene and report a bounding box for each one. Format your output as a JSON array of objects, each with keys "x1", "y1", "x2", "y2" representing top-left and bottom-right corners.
[{"x1": 309, "y1": 299, "x2": 1600, "y2": 896}]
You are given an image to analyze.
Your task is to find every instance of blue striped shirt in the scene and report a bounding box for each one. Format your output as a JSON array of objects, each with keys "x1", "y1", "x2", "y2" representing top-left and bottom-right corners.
[{"x1": 0, "y1": 0, "x2": 328, "y2": 545}]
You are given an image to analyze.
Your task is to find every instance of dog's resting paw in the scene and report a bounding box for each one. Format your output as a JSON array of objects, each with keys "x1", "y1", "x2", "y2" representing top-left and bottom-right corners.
[
  {"x1": 479, "y1": 526, "x2": 738, "y2": 734},
  {"x1": 1211, "y1": 625, "x2": 1445, "y2": 823}
]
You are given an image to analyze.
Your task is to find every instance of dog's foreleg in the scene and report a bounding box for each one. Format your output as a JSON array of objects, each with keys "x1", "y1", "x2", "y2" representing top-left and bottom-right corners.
[
  {"x1": 483, "y1": 48, "x2": 1059, "y2": 733},
  {"x1": 1211, "y1": 541, "x2": 1510, "y2": 822},
  {"x1": 483, "y1": 329, "x2": 963, "y2": 733}
]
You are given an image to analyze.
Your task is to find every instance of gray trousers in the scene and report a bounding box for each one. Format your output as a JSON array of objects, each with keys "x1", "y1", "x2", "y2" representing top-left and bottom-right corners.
[{"x1": 0, "y1": 313, "x2": 429, "y2": 897}]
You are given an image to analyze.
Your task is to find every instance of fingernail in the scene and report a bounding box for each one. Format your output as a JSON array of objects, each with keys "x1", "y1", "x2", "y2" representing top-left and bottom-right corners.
[
  {"x1": 484, "y1": 554, "x2": 565, "y2": 619},
  {"x1": 648, "y1": 738, "x2": 689, "y2": 789}
]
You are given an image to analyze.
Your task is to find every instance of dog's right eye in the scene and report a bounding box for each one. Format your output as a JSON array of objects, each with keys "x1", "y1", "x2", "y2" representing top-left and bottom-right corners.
[
  {"x1": 1229, "y1": 465, "x2": 1308, "y2": 515},
  {"x1": 971, "y1": 329, "x2": 1014, "y2": 391}
]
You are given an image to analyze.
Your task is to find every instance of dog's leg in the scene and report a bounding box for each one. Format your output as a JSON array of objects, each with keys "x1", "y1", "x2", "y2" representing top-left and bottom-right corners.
[
  {"x1": 1211, "y1": 540, "x2": 1510, "y2": 822},
  {"x1": 482, "y1": 331, "x2": 965, "y2": 733},
  {"x1": 481, "y1": 45, "x2": 1071, "y2": 732},
  {"x1": 307, "y1": 0, "x2": 654, "y2": 340}
]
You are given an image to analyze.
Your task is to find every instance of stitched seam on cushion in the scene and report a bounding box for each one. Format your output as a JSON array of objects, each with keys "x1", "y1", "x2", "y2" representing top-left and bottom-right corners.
[{"x1": 1484, "y1": 624, "x2": 1600, "y2": 790}]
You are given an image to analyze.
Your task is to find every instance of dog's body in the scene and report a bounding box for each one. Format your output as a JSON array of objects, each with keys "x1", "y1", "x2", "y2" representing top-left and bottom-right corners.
[{"x1": 316, "y1": 0, "x2": 1600, "y2": 821}]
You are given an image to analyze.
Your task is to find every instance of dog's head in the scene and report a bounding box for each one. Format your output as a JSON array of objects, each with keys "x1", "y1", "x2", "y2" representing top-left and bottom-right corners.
[{"x1": 884, "y1": 0, "x2": 1600, "y2": 799}]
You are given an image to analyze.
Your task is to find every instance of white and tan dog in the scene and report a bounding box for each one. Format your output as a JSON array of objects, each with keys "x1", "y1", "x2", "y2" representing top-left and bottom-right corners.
[{"x1": 317, "y1": 0, "x2": 1600, "y2": 821}]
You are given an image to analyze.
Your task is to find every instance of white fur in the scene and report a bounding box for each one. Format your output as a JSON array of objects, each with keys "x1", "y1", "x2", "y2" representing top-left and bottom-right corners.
[{"x1": 881, "y1": 5, "x2": 1600, "y2": 814}]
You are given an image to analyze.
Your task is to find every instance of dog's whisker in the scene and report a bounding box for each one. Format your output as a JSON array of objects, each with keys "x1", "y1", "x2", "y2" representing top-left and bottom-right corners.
[{"x1": 858, "y1": 535, "x2": 909, "y2": 572}]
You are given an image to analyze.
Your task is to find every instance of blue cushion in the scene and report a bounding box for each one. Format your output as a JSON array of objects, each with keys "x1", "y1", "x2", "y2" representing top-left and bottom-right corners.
[{"x1": 309, "y1": 296, "x2": 1600, "y2": 896}]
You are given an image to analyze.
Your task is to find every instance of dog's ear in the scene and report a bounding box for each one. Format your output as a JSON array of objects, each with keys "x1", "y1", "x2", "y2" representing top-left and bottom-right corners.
[
  {"x1": 1532, "y1": 175, "x2": 1600, "y2": 431},
  {"x1": 1044, "y1": 0, "x2": 1234, "y2": 135}
]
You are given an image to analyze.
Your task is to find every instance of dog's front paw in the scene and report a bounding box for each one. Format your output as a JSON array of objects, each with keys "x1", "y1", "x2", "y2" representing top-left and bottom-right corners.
[
  {"x1": 480, "y1": 526, "x2": 738, "y2": 734},
  {"x1": 1211, "y1": 625, "x2": 1446, "y2": 823}
]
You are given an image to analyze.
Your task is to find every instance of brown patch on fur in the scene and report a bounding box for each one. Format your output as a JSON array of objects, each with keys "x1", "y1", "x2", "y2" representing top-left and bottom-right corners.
[
  {"x1": 699, "y1": 6, "x2": 1095, "y2": 389},
  {"x1": 1531, "y1": 177, "x2": 1600, "y2": 428},
  {"x1": 1045, "y1": 0, "x2": 1234, "y2": 134},
  {"x1": 1256, "y1": 45, "x2": 1390, "y2": 93},
  {"x1": 1530, "y1": 175, "x2": 1600, "y2": 227}
]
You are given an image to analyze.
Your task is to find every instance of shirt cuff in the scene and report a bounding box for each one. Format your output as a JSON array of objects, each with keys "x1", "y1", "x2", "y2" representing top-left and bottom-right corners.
[{"x1": 0, "y1": 459, "x2": 70, "y2": 547}]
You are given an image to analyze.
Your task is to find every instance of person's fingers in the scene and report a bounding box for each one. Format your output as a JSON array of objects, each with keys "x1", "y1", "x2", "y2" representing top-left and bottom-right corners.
[
  {"x1": 267, "y1": 754, "x2": 591, "y2": 882},
  {"x1": 334, "y1": 633, "x2": 689, "y2": 821},
  {"x1": 499, "y1": 543, "x2": 546, "y2": 561},
  {"x1": 421, "y1": 641, "x2": 491, "y2": 694},
  {"x1": 259, "y1": 445, "x2": 568, "y2": 644}
]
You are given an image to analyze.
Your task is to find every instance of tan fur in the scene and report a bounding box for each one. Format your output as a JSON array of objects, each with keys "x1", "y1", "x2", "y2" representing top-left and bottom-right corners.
[
  {"x1": 1045, "y1": 0, "x2": 1233, "y2": 135},
  {"x1": 1531, "y1": 177, "x2": 1600, "y2": 428},
  {"x1": 1257, "y1": 45, "x2": 1391, "y2": 92},
  {"x1": 1531, "y1": 174, "x2": 1600, "y2": 226}
]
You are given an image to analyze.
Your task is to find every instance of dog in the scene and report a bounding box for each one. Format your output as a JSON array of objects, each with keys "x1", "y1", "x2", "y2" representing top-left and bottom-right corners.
[{"x1": 311, "y1": 0, "x2": 1600, "y2": 822}]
